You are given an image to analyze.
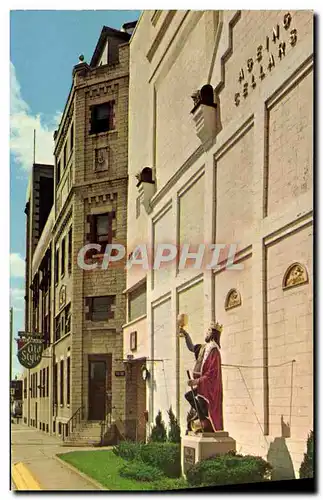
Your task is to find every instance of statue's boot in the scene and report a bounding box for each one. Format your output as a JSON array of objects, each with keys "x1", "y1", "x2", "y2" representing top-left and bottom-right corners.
[{"x1": 201, "y1": 418, "x2": 214, "y2": 433}]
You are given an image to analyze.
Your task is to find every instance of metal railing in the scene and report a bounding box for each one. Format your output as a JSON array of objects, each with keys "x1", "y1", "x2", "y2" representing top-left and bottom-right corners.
[{"x1": 63, "y1": 405, "x2": 84, "y2": 441}]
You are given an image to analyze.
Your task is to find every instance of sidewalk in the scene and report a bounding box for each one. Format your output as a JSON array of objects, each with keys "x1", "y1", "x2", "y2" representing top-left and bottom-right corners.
[{"x1": 11, "y1": 422, "x2": 105, "y2": 490}]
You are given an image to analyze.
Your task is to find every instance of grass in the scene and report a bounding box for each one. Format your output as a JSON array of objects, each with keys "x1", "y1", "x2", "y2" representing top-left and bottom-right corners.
[{"x1": 57, "y1": 450, "x2": 189, "y2": 491}]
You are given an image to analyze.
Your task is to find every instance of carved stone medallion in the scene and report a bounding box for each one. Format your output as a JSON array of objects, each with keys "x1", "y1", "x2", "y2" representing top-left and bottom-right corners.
[
  {"x1": 283, "y1": 263, "x2": 308, "y2": 290},
  {"x1": 95, "y1": 147, "x2": 109, "y2": 172},
  {"x1": 225, "y1": 288, "x2": 242, "y2": 310}
]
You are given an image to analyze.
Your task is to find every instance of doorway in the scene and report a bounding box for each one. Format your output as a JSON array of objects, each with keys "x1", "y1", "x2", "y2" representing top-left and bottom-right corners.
[
  {"x1": 88, "y1": 355, "x2": 111, "y2": 421},
  {"x1": 125, "y1": 360, "x2": 147, "y2": 441}
]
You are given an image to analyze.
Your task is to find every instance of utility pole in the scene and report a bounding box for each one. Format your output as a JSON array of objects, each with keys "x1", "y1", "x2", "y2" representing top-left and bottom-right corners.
[
  {"x1": 10, "y1": 307, "x2": 13, "y2": 381},
  {"x1": 33, "y1": 129, "x2": 36, "y2": 164}
]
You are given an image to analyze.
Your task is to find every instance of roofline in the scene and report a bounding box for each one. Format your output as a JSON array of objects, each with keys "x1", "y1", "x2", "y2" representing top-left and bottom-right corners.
[
  {"x1": 129, "y1": 11, "x2": 144, "y2": 44},
  {"x1": 90, "y1": 26, "x2": 131, "y2": 67}
]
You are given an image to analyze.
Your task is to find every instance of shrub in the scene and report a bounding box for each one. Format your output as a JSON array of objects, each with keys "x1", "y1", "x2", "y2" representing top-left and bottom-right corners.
[
  {"x1": 167, "y1": 406, "x2": 181, "y2": 443},
  {"x1": 186, "y1": 452, "x2": 272, "y2": 486},
  {"x1": 113, "y1": 441, "x2": 142, "y2": 461},
  {"x1": 149, "y1": 410, "x2": 167, "y2": 443},
  {"x1": 299, "y1": 430, "x2": 314, "y2": 479},
  {"x1": 140, "y1": 442, "x2": 181, "y2": 478},
  {"x1": 155, "y1": 477, "x2": 189, "y2": 490},
  {"x1": 119, "y1": 462, "x2": 164, "y2": 482}
]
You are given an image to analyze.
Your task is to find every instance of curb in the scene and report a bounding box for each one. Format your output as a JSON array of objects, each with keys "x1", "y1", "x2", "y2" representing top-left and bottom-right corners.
[
  {"x1": 53, "y1": 455, "x2": 107, "y2": 490},
  {"x1": 11, "y1": 462, "x2": 42, "y2": 490}
]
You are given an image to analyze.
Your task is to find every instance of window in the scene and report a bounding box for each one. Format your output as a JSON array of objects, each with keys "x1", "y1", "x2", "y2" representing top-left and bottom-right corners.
[
  {"x1": 85, "y1": 296, "x2": 116, "y2": 321},
  {"x1": 23, "y1": 378, "x2": 27, "y2": 399},
  {"x1": 39, "y1": 370, "x2": 42, "y2": 398},
  {"x1": 56, "y1": 161, "x2": 61, "y2": 185},
  {"x1": 61, "y1": 238, "x2": 65, "y2": 276},
  {"x1": 68, "y1": 227, "x2": 72, "y2": 274},
  {"x1": 53, "y1": 363, "x2": 58, "y2": 405},
  {"x1": 42, "y1": 369, "x2": 46, "y2": 398},
  {"x1": 60, "y1": 360, "x2": 64, "y2": 406},
  {"x1": 67, "y1": 357, "x2": 70, "y2": 406},
  {"x1": 55, "y1": 315, "x2": 60, "y2": 342},
  {"x1": 70, "y1": 123, "x2": 74, "y2": 152},
  {"x1": 65, "y1": 304, "x2": 71, "y2": 334},
  {"x1": 86, "y1": 212, "x2": 115, "y2": 255},
  {"x1": 90, "y1": 101, "x2": 115, "y2": 134},
  {"x1": 129, "y1": 282, "x2": 147, "y2": 322},
  {"x1": 55, "y1": 249, "x2": 59, "y2": 284},
  {"x1": 46, "y1": 367, "x2": 49, "y2": 397},
  {"x1": 63, "y1": 143, "x2": 67, "y2": 169}
]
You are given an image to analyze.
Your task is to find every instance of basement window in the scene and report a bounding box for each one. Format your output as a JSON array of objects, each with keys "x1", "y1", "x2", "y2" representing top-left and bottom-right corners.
[{"x1": 90, "y1": 101, "x2": 115, "y2": 134}]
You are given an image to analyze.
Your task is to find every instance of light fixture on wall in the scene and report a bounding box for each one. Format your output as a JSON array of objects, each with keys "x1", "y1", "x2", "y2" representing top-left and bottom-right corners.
[{"x1": 141, "y1": 365, "x2": 150, "y2": 381}]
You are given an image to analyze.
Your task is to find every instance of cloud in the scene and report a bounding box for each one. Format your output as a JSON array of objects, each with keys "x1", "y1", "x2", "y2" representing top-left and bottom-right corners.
[
  {"x1": 10, "y1": 62, "x2": 62, "y2": 171},
  {"x1": 10, "y1": 288, "x2": 25, "y2": 302},
  {"x1": 10, "y1": 253, "x2": 25, "y2": 277}
]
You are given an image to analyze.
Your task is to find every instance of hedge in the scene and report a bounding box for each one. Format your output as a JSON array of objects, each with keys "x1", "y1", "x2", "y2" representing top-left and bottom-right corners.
[
  {"x1": 113, "y1": 441, "x2": 181, "y2": 478},
  {"x1": 186, "y1": 452, "x2": 272, "y2": 486},
  {"x1": 119, "y1": 462, "x2": 164, "y2": 482}
]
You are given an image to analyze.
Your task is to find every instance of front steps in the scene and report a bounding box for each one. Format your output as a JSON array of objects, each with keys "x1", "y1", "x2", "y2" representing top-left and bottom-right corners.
[{"x1": 63, "y1": 421, "x2": 103, "y2": 447}]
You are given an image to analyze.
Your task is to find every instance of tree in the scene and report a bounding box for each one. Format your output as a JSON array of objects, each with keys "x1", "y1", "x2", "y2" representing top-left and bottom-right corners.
[
  {"x1": 167, "y1": 406, "x2": 181, "y2": 443},
  {"x1": 149, "y1": 410, "x2": 167, "y2": 443},
  {"x1": 299, "y1": 430, "x2": 314, "y2": 478}
]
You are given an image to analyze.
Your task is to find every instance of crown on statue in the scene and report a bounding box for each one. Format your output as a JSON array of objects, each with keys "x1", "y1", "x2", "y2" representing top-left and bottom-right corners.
[{"x1": 210, "y1": 321, "x2": 223, "y2": 334}]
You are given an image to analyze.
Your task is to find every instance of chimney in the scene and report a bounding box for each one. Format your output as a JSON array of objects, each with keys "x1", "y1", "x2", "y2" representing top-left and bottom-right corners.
[{"x1": 121, "y1": 21, "x2": 137, "y2": 36}]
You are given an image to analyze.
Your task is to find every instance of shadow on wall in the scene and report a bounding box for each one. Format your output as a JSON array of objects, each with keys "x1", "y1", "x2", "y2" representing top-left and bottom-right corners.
[{"x1": 267, "y1": 416, "x2": 295, "y2": 481}]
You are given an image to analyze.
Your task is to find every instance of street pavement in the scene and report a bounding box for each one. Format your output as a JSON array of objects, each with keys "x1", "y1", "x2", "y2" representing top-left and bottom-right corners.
[{"x1": 11, "y1": 422, "x2": 102, "y2": 490}]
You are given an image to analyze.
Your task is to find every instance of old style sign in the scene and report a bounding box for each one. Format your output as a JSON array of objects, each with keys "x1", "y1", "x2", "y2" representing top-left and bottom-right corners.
[{"x1": 16, "y1": 333, "x2": 44, "y2": 369}]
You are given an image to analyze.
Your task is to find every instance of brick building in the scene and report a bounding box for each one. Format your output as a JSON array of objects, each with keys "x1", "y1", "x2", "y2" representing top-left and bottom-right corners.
[
  {"x1": 123, "y1": 10, "x2": 313, "y2": 478},
  {"x1": 22, "y1": 22, "x2": 136, "y2": 444}
]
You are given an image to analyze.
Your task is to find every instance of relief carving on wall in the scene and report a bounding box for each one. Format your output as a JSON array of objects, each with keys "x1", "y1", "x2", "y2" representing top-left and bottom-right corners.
[
  {"x1": 59, "y1": 285, "x2": 67, "y2": 310},
  {"x1": 95, "y1": 147, "x2": 109, "y2": 172},
  {"x1": 225, "y1": 288, "x2": 242, "y2": 310},
  {"x1": 283, "y1": 262, "x2": 308, "y2": 290}
]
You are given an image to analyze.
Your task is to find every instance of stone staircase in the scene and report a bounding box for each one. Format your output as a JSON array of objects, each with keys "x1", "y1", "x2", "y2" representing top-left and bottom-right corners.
[{"x1": 63, "y1": 421, "x2": 103, "y2": 447}]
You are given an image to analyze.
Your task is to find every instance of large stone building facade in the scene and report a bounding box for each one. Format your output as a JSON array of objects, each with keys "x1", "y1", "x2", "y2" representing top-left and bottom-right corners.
[
  {"x1": 123, "y1": 10, "x2": 313, "y2": 478},
  {"x1": 22, "y1": 23, "x2": 136, "y2": 443}
]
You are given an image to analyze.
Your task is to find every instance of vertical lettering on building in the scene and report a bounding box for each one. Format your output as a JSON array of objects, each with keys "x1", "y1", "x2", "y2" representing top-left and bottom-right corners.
[{"x1": 234, "y1": 13, "x2": 297, "y2": 106}]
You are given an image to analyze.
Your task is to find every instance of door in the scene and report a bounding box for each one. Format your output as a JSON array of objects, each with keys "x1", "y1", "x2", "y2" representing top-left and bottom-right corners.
[{"x1": 88, "y1": 359, "x2": 107, "y2": 420}]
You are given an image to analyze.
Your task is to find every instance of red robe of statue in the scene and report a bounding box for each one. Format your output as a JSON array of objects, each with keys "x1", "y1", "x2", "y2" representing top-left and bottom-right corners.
[{"x1": 196, "y1": 346, "x2": 223, "y2": 431}]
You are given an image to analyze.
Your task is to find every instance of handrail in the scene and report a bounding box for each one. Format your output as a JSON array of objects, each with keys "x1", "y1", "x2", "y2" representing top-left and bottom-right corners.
[{"x1": 63, "y1": 405, "x2": 84, "y2": 441}]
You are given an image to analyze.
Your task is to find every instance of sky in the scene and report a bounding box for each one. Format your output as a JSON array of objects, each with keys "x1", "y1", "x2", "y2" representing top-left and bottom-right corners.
[{"x1": 9, "y1": 9, "x2": 140, "y2": 378}]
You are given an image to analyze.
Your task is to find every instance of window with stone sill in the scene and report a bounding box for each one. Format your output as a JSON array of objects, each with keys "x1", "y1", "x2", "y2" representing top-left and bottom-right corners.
[
  {"x1": 90, "y1": 101, "x2": 115, "y2": 135},
  {"x1": 54, "y1": 316, "x2": 61, "y2": 342},
  {"x1": 63, "y1": 142, "x2": 67, "y2": 170},
  {"x1": 67, "y1": 356, "x2": 70, "y2": 406},
  {"x1": 85, "y1": 295, "x2": 116, "y2": 321},
  {"x1": 85, "y1": 212, "x2": 116, "y2": 258},
  {"x1": 56, "y1": 160, "x2": 61, "y2": 186},
  {"x1": 70, "y1": 122, "x2": 74, "y2": 152},
  {"x1": 65, "y1": 304, "x2": 71, "y2": 334},
  {"x1": 55, "y1": 248, "x2": 59, "y2": 285},
  {"x1": 68, "y1": 227, "x2": 72, "y2": 274},
  {"x1": 46, "y1": 366, "x2": 49, "y2": 397},
  {"x1": 60, "y1": 360, "x2": 64, "y2": 406},
  {"x1": 53, "y1": 363, "x2": 58, "y2": 406},
  {"x1": 61, "y1": 237, "x2": 66, "y2": 277}
]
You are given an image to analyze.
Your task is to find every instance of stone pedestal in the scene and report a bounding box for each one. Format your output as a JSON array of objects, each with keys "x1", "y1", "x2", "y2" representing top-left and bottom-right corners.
[{"x1": 181, "y1": 431, "x2": 236, "y2": 476}]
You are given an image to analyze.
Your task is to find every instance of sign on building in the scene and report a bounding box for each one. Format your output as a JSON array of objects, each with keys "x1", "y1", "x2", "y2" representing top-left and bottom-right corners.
[{"x1": 16, "y1": 332, "x2": 44, "y2": 369}]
